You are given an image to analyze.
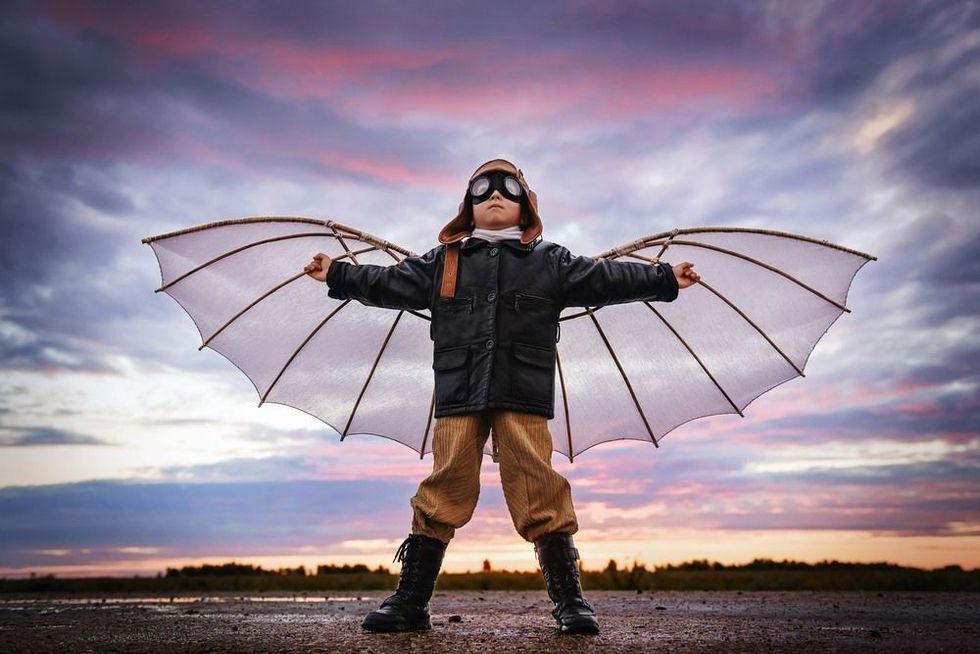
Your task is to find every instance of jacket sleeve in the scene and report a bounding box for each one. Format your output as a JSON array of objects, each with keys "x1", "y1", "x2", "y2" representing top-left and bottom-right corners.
[
  {"x1": 552, "y1": 245, "x2": 679, "y2": 308},
  {"x1": 325, "y1": 246, "x2": 441, "y2": 310}
]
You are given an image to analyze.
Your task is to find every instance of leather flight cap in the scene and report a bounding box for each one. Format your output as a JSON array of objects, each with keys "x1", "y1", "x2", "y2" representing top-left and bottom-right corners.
[{"x1": 438, "y1": 158, "x2": 543, "y2": 245}]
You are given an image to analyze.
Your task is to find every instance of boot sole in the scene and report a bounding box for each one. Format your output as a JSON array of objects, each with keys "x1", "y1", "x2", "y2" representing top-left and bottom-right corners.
[
  {"x1": 560, "y1": 624, "x2": 600, "y2": 635},
  {"x1": 556, "y1": 617, "x2": 600, "y2": 635},
  {"x1": 361, "y1": 615, "x2": 431, "y2": 633}
]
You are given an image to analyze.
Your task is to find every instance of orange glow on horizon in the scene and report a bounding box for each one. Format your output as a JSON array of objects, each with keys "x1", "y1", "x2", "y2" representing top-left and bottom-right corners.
[{"x1": 4, "y1": 530, "x2": 977, "y2": 580}]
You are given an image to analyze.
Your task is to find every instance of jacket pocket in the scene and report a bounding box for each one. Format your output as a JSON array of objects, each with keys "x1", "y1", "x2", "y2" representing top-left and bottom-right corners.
[
  {"x1": 437, "y1": 296, "x2": 473, "y2": 313},
  {"x1": 432, "y1": 345, "x2": 471, "y2": 405},
  {"x1": 510, "y1": 342, "x2": 555, "y2": 402},
  {"x1": 513, "y1": 293, "x2": 553, "y2": 312}
]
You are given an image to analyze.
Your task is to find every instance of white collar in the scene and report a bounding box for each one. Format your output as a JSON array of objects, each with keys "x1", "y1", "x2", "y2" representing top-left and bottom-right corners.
[{"x1": 467, "y1": 225, "x2": 524, "y2": 243}]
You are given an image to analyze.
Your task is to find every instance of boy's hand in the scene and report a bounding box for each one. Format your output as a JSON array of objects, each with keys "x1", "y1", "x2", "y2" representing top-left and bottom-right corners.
[
  {"x1": 304, "y1": 252, "x2": 332, "y2": 282},
  {"x1": 672, "y1": 261, "x2": 700, "y2": 289}
]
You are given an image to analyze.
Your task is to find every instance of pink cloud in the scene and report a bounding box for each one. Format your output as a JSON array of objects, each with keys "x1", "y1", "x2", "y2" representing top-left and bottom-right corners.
[
  {"x1": 43, "y1": 1, "x2": 469, "y2": 82},
  {"x1": 310, "y1": 150, "x2": 457, "y2": 189},
  {"x1": 44, "y1": 0, "x2": 783, "y2": 124},
  {"x1": 329, "y1": 58, "x2": 779, "y2": 125}
]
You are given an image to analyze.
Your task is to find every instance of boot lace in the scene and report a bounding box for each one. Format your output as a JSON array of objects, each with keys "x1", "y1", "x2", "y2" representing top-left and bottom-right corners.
[
  {"x1": 392, "y1": 536, "x2": 422, "y2": 600},
  {"x1": 387, "y1": 535, "x2": 444, "y2": 606}
]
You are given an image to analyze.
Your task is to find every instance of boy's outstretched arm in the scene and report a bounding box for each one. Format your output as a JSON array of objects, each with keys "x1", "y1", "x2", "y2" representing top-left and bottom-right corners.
[
  {"x1": 304, "y1": 247, "x2": 440, "y2": 311},
  {"x1": 551, "y1": 245, "x2": 698, "y2": 308}
]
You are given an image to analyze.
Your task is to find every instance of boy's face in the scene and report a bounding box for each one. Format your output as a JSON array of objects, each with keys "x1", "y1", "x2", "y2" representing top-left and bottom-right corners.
[
  {"x1": 470, "y1": 170, "x2": 524, "y2": 230},
  {"x1": 472, "y1": 191, "x2": 522, "y2": 230}
]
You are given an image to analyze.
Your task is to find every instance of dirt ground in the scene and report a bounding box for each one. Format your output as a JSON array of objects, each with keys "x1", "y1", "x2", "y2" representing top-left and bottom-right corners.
[{"x1": 1, "y1": 590, "x2": 976, "y2": 653}]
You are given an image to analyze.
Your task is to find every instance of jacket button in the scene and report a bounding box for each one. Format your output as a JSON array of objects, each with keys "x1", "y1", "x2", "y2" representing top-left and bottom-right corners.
[
  {"x1": 489, "y1": 247, "x2": 499, "y2": 257},
  {"x1": 487, "y1": 291, "x2": 497, "y2": 302},
  {"x1": 485, "y1": 339, "x2": 495, "y2": 350}
]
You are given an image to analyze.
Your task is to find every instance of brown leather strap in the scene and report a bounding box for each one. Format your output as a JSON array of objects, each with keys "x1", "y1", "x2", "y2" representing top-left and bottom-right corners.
[{"x1": 440, "y1": 242, "x2": 460, "y2": 299}]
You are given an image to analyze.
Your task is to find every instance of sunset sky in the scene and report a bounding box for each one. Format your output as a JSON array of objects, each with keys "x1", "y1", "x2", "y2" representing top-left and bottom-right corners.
[{"x1": 1, "y1": 0, "x2": 978, "y2": 578}]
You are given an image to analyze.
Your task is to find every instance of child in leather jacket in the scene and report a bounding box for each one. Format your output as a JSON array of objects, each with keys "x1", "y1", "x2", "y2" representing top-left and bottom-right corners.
[{"x1": 305, "y1": 158, "x2": 699, "y2": 634}]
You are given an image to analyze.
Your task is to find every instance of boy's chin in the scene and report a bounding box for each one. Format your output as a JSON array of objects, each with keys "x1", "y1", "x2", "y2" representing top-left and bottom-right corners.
[{"x1": 475, "y1": 220, "x2": 521, "y2": 230}]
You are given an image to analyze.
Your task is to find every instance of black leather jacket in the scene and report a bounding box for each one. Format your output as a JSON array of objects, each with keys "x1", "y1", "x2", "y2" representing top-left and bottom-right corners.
[{"x1": 326, "y1": 238, "x2": 679, "y2": 419}]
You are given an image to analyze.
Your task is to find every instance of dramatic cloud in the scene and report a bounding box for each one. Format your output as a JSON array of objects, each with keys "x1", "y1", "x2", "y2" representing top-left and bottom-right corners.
[
  {"x1": 0, "y1": 479, "x2": 415, "y2": 569},
  {"x1": 0, "y1": 426, "x2": 113, "y2": 447},
  {"x1": 1, "y1": 0, "x2": 977, "y2": 574}
]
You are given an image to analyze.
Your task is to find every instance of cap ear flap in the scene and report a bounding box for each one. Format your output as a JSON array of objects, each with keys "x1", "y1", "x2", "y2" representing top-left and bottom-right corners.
[{"x1": 461, "y1": 195, "x2": 474, "y2": 227}]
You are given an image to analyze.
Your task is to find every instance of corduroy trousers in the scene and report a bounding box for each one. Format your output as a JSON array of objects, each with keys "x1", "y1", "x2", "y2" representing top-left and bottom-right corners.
[{"x1": 410, "y1": 410, "x2": 579, "y2": 544}]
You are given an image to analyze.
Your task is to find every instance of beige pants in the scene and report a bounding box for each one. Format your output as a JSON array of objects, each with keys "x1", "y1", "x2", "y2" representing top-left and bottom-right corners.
[{"x1": 410, "y1": 410, "x2": 579, "y2": 544}]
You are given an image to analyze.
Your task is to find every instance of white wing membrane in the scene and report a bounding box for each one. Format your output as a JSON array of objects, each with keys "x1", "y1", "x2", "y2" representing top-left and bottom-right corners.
[
  {"x1": 551, "y1": 227, "x2": 876, "y2": 459},
  {"x1": 144, "y1": 217, "x2": 435, "y2": 455},
  {"x1": 145, "y1": 220, "x2": 874, "y2": 462}
]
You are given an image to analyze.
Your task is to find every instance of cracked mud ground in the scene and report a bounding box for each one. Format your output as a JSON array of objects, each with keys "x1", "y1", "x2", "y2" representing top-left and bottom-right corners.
[{"x1": 2, "y1": 590, "x2": 976, "y2": 652}]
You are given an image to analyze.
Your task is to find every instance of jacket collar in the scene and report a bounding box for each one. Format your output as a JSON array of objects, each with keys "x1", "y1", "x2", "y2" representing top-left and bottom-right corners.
[{"x1": 460, "y1": 237, "x2": 539, "y2": 253}]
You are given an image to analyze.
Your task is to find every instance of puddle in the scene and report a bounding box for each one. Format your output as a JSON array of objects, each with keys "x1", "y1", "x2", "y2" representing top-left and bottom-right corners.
[{"x1": 1, "y1": 596, "x2": 369, "y2": 605}]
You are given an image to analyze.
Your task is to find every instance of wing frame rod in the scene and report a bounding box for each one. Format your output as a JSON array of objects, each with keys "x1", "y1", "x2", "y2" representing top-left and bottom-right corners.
[
  {"x1": 260, "y1": 299, "x2": 352, "y2": 405},
  {"x1": 158, "y1": 231, "x2": 363, "y2": 292},
  {"x1": 200, "y1": 271, "x2": 307, "y2": 349},
  {"x1": 194, "y1": 243, "x2": 427, "y2": 350},
  {"x1": 594, "y1": 226, "x2": 877, "y2": 261},
  {"x1": 654, "y1": 228, "x2": 679, "y2": 260},
  {"x1": 419, "y1": 391, "x2": 436, "y2": 459},
  {"x1": 330, "y1": 225, "x2": 361, "y2": 265},
  {"x1": 562, "y1": 234, "x2": 851, "y2": 324},
  {"x1": 623, "y1": 238, "x2": 850, "y2": 313},
  {"x1": 697, "y1": 279, "x2": 805, "y2": 377},
  {"x1": 342, "y1": 310, "x2": 404, "y2": 439},
  {"x1": 554, "y1": 347, "x2": 574, "y2": 462},
  {"x1": 586, "y1": 309, "x2": 659, "y2": 447},
  {"x1": 644, "y1": 301, "x2": 743, "y2": 417},
  {"x1": 143, "y1": 217, "x2": 418, "y2": 259}
]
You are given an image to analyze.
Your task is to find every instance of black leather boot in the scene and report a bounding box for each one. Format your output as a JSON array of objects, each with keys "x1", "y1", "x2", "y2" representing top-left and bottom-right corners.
[
  {"x1": 534, "y1": 532, "x2": 599, "y2": 634},
  {"x1": 361, "y1": 534, "x2": 447, "y2": 632}
]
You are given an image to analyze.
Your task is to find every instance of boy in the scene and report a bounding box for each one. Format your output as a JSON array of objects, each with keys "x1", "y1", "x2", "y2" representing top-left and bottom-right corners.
[{"x1": 304, "y1": 159, "x2": 699, "y2": 634}]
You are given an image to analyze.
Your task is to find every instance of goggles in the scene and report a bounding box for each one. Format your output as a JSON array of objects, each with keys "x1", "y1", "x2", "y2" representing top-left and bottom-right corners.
[{"x1": 469, "y1": 171, "x2": 524, "y2": 204}]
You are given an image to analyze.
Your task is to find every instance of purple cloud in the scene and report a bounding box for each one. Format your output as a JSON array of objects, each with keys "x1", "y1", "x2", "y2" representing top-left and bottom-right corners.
[{"x1": 0, "y1": 0, "x2": 977, "y2": 574}]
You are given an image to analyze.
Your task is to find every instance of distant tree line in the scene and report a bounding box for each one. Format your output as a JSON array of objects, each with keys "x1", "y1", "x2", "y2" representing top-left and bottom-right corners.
[
  {"x1": 584, "y1": 558, "x2": 975, "y2": 592},
  {"x1": 653, "y1": 558, "x2": 953, "y2": 572},
  {"x1": 160, "y1": 558, "x2": 967, "y2": 578},
  {"x1": 3, "y1": 558, "x2": 976, "y2": 593},
  {"x1": 315, "y1": 564, "x2": 390, "y2": 575},
  {"x1": 163, "y1": 562, "x2": 392, "y2": 577},
  {"x1": 165, "y1": 563, "x2": 308, "y2": 577}
]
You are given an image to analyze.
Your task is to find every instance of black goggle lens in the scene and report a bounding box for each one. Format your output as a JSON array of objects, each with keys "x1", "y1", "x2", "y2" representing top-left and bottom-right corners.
[{"x1": 470, "y1": 172, "x2": 523, "y2": 204}]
